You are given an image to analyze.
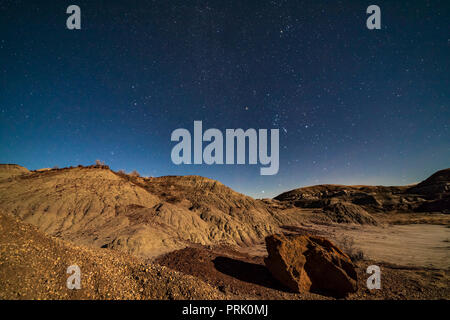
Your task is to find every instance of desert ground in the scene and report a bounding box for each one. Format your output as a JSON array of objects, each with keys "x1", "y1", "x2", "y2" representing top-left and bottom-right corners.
[{"x1": 0, "y1": 164, "x2": 448, "y2": 300}]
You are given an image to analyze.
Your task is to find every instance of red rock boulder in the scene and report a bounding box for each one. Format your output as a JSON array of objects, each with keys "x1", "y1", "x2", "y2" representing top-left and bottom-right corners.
[{"x1": 264, "y1": 234, "x2": 357, "y2": 297}]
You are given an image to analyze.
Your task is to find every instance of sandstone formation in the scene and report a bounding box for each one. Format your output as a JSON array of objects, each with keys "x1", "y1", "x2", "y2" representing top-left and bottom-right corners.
[{"x1": 264, "y1": 234, "x2": 358, "y2": 297}]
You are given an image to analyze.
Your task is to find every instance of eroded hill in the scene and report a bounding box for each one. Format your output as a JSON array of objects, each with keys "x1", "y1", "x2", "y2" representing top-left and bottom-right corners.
[{"x1": 0, "y1": 165, "x2": 303, "y2": 259}]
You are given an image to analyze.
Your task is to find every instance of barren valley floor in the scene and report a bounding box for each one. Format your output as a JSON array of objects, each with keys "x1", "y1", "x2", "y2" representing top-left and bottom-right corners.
[{"x1": 154, "y1": 218, "x2": 449, "y2": 300}]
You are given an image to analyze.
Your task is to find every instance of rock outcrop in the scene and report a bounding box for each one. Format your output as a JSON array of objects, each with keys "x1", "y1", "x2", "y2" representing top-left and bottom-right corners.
[{"x1": 264, "y1": 234, "x2": 357, "y2": 297}]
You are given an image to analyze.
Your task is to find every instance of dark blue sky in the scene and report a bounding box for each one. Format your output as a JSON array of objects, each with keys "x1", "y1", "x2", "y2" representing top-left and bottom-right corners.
[{"x1": 1, "y1": 0, "x2": 449, "y2": 198}]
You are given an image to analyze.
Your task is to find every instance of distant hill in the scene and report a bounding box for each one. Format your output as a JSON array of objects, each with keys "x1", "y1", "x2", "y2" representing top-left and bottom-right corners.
[
  {"x1": 407, "y1": 168, "x2": 450, "y2": 195},
  {"x1": 274, "y1": 169, "x2": 450, "y2": 214}
]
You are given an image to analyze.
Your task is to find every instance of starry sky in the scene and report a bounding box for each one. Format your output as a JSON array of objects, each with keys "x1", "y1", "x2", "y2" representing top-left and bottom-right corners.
[{"x1": 1, "y1": 0, "x2": 449, "y2": 198}]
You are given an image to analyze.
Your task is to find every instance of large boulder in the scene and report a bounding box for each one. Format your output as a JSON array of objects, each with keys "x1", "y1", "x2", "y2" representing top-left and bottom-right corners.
[{"x1": 264, "y1": 234, "x2": 358, "y2": 298}]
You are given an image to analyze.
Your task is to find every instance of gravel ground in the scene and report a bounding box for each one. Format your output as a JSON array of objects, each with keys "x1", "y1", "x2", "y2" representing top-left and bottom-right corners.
[{"x1": 0, "y1": 211, "x2": 226, "y2": 300}]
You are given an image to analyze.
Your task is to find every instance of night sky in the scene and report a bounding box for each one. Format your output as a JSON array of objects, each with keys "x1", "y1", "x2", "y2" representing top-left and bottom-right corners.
[{"x1": 1, "y1": 0, "x2": 449, "y2": 198}]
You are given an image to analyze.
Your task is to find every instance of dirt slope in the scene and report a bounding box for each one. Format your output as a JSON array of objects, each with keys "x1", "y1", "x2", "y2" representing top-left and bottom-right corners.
[{"x1": 0, "y1": 210, "x2": 225, "y2": 300}]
